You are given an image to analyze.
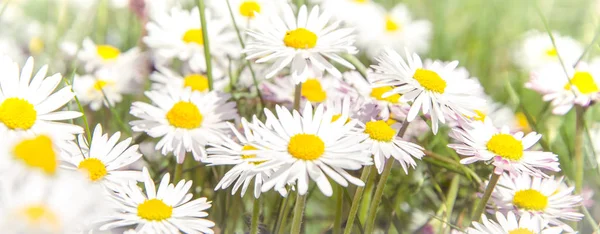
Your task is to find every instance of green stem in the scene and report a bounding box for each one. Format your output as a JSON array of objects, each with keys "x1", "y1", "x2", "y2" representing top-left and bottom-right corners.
[
  {"x1": 343, "y1": 166, "x2": 372, "y2": 234},
  {"x1": 251, "y1": 197, "x2": 260, "y2": 234},
  {"x1": 443, "y1": 176, "x2": 460, "y2": 234},
  {"x1": 293, "y1": 83, "x2": 302, "y2": 111},
  {"x1": 341, "y1": 54, "x2": 368, "y2": 80},
  {"x1": 62, "y1": 71, "x2": 92, "y2": 143},
  {"x1": 472, "y1": 173, "x2": 500, "y2": 221},
  {"x1": 275, "y1": 192, "x2": 291, "y2": 234},
  {"x1": 581, "y1": 205, "x2": 600, "y2": 232},
  {"x1": 333, "y1": 185, "x2": 343, "y2": 234},
  {"x1": 290, "y1": 193, "x2": 307, "y2": 234},
  {"x1": 575, "y1": 106, "x2": 585, "y2": 193},
  {"x1": 174, "y1": 163, "x2": 184, "y2": 183},
  {"x1": 196, "y1": 0, "x2": 213, "y2": 90}
]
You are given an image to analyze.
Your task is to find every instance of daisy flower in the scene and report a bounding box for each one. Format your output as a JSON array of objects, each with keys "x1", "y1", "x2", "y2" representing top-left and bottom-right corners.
[
  {"x1": 205, "y1": 118, "x2": 287, "y2": 198},
  {"x1": 78, "y1": 38, "x2": 141, "y2": 72},
  {"x1": 208, "y1": 0, "x2": 288, "y2": 29},
  {"x1": 99, "y1": 167, "x2": 215, "y2": 234},
  {"x1": 448, "y1": 117, "x2": 559, "y2": 177},
  {"x1": 526, "y1": 61, "x2": 600, "y2": 115},
  {"x1": 0, "y1": 56, "x2": 83, "y2": 139},
  {"x1": 249, "y1": 104, "x2": 372, "y2": 196},
  {"x1": 319, "y1": 0, "x2": 381, "y2": 35},
  {"x1": 371, "y1": 49, "x2": 485, "y2": 134},
  {"x1": 324, "y1": 96, "x2": 380, "y2": 124},
  {"x1": 144, "y1": 6, "x2": 238, "y2": 72},
  {"x1": 244, "y1": 5, "x2": 358, "y2": 83},
  {"x1": 149, "y1": 66, "x2": 228, "y2": 94},
  {"x1": 466, "y1": 211, "x2": 562, "y2": 234},
  {"x1": 0, "y1": 132, "x2": 68, "y2": 176},
  {"x1": 73, "y1": 67, "x2": 130, "y2": 111},
  {"x1": 130, "y1": 88, "x2": 238, "y2": 163},
  {"x1": 513, "y1": 30, "x2": 582, "y2": 71},
  {"x1": 61, "y1": 124, "x2": 143, "y2": 190},
  {"x1": 343, "y1": 70, "x2": 408, "y2": 120},
  {"x1": 491, "y1": 174, "x2": 583, "y2": 232}
]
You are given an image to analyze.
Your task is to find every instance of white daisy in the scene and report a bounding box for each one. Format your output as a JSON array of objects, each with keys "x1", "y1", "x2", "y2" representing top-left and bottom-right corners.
[
  {"x1": 466, "y1": 211, "x2": 562, "y2": 234},
  {"x1": 143, "y1": 6, "x2": 238, "y2": 72},
  {"x1": 323, "y1": 96, "x2": 380, "y2": 124},
  {"x1": 244, "y1": 5, "x2": 358, "y2": 83},
  {"x1": 0, "y1": 56, "x2": 83, "y2": 139},
  {"x1": 370, "y1": 49, "x2": 485, "y2": 134},
  {"x1": 61, "y1": 124, "x2": 143, "y2": 190},
  {"x1": 513, "y1": 30, "x2": 583, "y2": 71},
  {"x1": 319, "y1": 0, "x2": 381, "y2": 35},
  {"x1": 78, "y1": 38, "x2": 141, "y2": 72},
  {"x1": 491, "y1": 174, "x2": 583, "y2": 232},
  {"x1": 208, "y1": 0, "x2": 288, "y2": 29},
  {"x1": 99, "y1": 167, "x2": 215, "y2": 234},
  {"x1": 526, "y1": 60, "x2": 600, "y2": 115},
  {"x1": 73, "y1": 68, "x2": 129, "y2": 111},
  {"x1": 343, "y1": 69, "x2": 408, "y2": 120},
  {"x1": 205, "y1": 118, "x2": 287, "y2": 198},
  {"x1": 249, "y1": 104, "x2": 372, "y2": 196},
  {"x1": 149, "y1": 66, "x2": 228, "y2": 94},
  {"x1": 130, "y1": 88, "x2": 238, "y2": 163},
  {"x1": 448, "y1": 117, "x2": 559, "y2": 177}
]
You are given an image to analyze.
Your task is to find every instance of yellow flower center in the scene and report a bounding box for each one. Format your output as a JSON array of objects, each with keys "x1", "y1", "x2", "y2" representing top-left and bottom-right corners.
[
  {"x1": 353, "y1": 0, "x2": 368, "y2": 3},
  {"x1": 365, "y1": 120, "x2": 396, "y2": 142},
  {"x1": 385, "y1": 16, "x2": 401, "y2": 32},
  {"x1": 13, "y1": 135, "x2": 57, "y2": 175},
  {"x1": 96, "y1": 45, "x2": 120, "y2": 60},
  {"x1": 301, "y1": 79, "x2": 327, "y2": 102},
  {"x1": 283, "y1": 28, "x2": 317, "y2": 49},
  {"x1": 370, "y1": 86, "x2": 401, "y2": 103},
  {"x1": 166, "y1": 101, "x2": 203, "y2": 129},
  {"x1": 0, "y1": 98, "x2": 37, "y2": 130},
  {"x1": 28, "y1": 37, "x2": 45, "y2": 55},
  {"x1": 239, "y1": 1, "x2": 261, "y2": 17},
  {"x1": 385, "y1": 118, "x2": 397, "y2": 125},
  {"x1": 545, "y1": 48, "x2": 558, "y2": 57},
  {"x1": 508, "y1": 228, "x2": 535, "y2": 234},
  {"x1": 473, "y1": 110, "x2": 486, "y2": 122},
  {"x1": 78, "y1": 158, "x2": 108, "y2": 181},
  {"x1": 183, "y1": 74, "x2": 210, "y2": 92},
  {"x1": 241, "y1": 145, "x2": 265, "y2": 165},
  {"x1": 564, "y1": 71, "x2": 599, "y2": 94},
  {"x1": 137, "y1": 199, "x2": 173, "y2": 221},
  {"x1": 486, "y1": 134, "x2": 523, "y2": 161},
  {"x1": 413, "y1": 69, "x2": 446, "y2": 93},
  {"x1": 331, "y1": 114, "x2": 351, "y2": 123},
  {"x1": 93, "y1": 79, "x2": 114, "y2": 91},
  {"x1": 182, "y1": 29, "x2": 204, "y2": 45},
  {"x1": 287, "y1": 134, "x2": 325, "y2": 160},
  {"x1": 515, "y1": 112, "x2": 531, "y2": 133},
  {"x1": 512, "y1": 189, "x2": 549, "y2": 211},
  {"x1": 20, "y1": 204, "x2": 59, "y2": 228}
]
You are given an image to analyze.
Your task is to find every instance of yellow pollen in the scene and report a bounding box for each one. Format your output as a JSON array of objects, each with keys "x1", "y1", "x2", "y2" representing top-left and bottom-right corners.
[
  {"x1": 515, "y1": 112, "x2": 532, "y2": 133},
  {"x1": 239, "y1": 1, "x2": 261, "y2": 17},
  {"x1": 13, "y1": 135, "x2": 57, "y2": 175},
  {"x1": 283, "y1": 28, "x2": 317, "y2": 49},
  {"x1": 166, "y1": 101, "x2": 203, "y2": 129},
  {"x1": 486, "y1": 134, "x2": 523, "y2": 161},
  {"x1": 385, "y1": 118, "x2": 397, "y2": 125},
  {"x1": 564, "y1": 71, "x2": 599, "y2": 94},
  {"x1": 473, "y1": 110, "x2": 486, "y2": 122},
  {"x1": 508, "y1": 228, "x2": 534, "y2": 234},
  {"x1": 370, "y1": 86, "x2": 401, "y2": 103},
  {"x1": 301, "y1": 79, "x2": 327, "y2": 102},
  {"x1": 287, "y1": 134, "x2": 325, "y2": 160},
  {"x1": 0, "y1": 98, "x2": 37, "y2": 130},
  {"x1": 183, "y1": 74, "x2": 210, "y2": 92},
  {"x1": 93, "y1": 80, "x2": 114, "y2": 91},
  {"x1": 78, "y1": 158, "x2": 108, "y2": 181},
  {"x1": 96, "y1": 45, "x2": 120, "y2": 60},
  {"x1": 545, "y1": 48, "x2": 558, "y2": 57},
  {"x1": 137, "y1": 199, "x2": 173, "y2": 221},
  {"x1": 28, "y1": 37, "x2": 45, "y2": 55},
  {"x1": 385, "y1": 16, "x2": 401, "y2": 32},
  {"x1": 512, "y1": 189, "x2": 548, "y2": 211},
  {"x1": 413, "y1": 69, "x2": 446, "y2": 93},
  {"x1": 20, "y1": 204, "x2": 59, "y2": 228},
  {"x1": 365, "y1": 120, "x2": 396, "y2": 142},
  {"x1": 182, "y1": 29, "x2": 204, "y2": 45}
]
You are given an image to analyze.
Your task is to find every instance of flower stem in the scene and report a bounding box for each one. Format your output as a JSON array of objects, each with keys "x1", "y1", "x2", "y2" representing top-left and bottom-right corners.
[
  {"x1": 173, "y1": 163, "x2": 184, "y2": 183},
  {"x1": 575, "y1": 106, "x2": 585, "y2": 193},
  {"x1": 472, "y1": 172, "x2": 500, "y2": 221},
  {"x1": 443, "y1": 176, "x2": 461, "y2": 233},
  {"x1": 274, "y1": 193, "x2": 290, "y2": 234},
  {"x1": 251, "y1": 197, "x2": 260, "y2": 234},
  {"x1": 293, "y1": 83, "x2": 302, "y2": 111},
  {"x1": 343, "y1": 166, "x2": 372, "y2": 234},
  {"x1": 333, "y1": 185, "x2": 343, "y2": 234},
  {"x1": 196, "y1": 0, "x2": 213, "y2": 90},
  {"x1": 290, "y1": 192, "x2": 307, "y2": 234}
]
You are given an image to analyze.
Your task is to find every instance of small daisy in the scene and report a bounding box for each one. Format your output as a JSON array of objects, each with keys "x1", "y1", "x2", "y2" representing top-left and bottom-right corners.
[
  {"x1": 371, "y1": 49, "x2": 485, "y2": 134},
  {"x1": 244, "y1": 5, "x2": 358, "y2": 83},
  {"x1": 261, "y1": 68, "x2": 352, "y2": 104},
  {"x1": 526, "y1": 61, "x2": 600, "y2": 115},
  {"x1": 73, "y1": 68, "x2": 130, "y2": 111},
  {"x1": 78, "y1": 38, "x2": 141, "y2": 72},
  {"x1": 149, "y1": 66, "x2": 228, "y2": 94},
  {"x1": 324, "y1": 96, "x2": 380, "y2": 124},
  {"x1": 343, "y1": 69, "x2": 408, "y2": 120},
  {"x1": 491, "y1": 174, "x2": 583, "y2": 232},
  {"x1": 208, "y1": 0, "x2": 288, "y2": 29},
  {"x1": 205, "y1": 118, "x2": 287, "y2": 198},
  {"x1": 466, "y1": 211, "x2": 562, "y2": 234},
  {"x1": 130, "y1": 88, "x2": 238, "y2": 163},
  {"x1": 99, "y1": 167, "x2": 215, "y2": 234},
  {"x1": 0, "y1": 56, "x2": 83, "y2": 139},
  {"x1": 144, "y1": 6, "x2": 238, "y2": 72},
  {"x1": 448, "y1": 117, "x2": 559, "y2": 177},
  {"x1": 249, "y1": 104, "x2": 372, "y2": 196},
  {"x1": 61, "y1": 124, "x2": 143, "y2": 190},
  {"x1": 513, "y1": 30, "x2": 583, "y2": 71},
  {"x1": 319, "y1": 0, "x2": 381, "y2": 35},
  {"x1": 0, "y1": 133, "x2": 68, "y2": 176}
]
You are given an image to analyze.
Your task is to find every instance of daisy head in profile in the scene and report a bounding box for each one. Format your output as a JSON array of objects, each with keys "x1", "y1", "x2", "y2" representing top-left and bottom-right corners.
[
  {"x1": 244, "y1": 5, "x2": 358, "y2": 83},
  {"x1": 466, "y1": 211, "x2": 563, "y2": 234},
  {"x1": 77, "y1": 38, "x2": 141, "y2": 72},
  {"x1": 248, "y1": 104, "x2": 372, "y2": 196},
  {"x1": 149, "y1": 66, "x2": 228, "y2": 94},
  {"x1": 209, "y1": 0, "x2": 287, "y2": 29},
  {"x1": 129, "y1": 88, "x2": 238, "y2": 163},
  {"x1": 370, "y1": 49, "x2": 485, "y2": 134},
  {"x1": 449, "y1": 117, "x2": 559, "y2": 177},
  {"x1": 100, "y1": 167, "x2": 215, "y2": 234},
  {"x1": 513, "y1": 30, "x2": 582, "y2": 71},
  {"x1": 491, "y1": 174, "x2": 583, "y2": 232}
]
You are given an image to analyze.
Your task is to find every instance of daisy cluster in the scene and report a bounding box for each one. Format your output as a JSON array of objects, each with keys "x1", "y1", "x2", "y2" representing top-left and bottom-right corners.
[{"x1": 0, "y1": 0, "x2": 596, "y2": 233}]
